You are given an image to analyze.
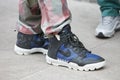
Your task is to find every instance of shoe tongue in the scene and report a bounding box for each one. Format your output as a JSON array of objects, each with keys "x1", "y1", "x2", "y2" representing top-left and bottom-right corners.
[
  {"x1": 58, "y1": 24, "x2": 72, "y2": 42},
  {"x1": 58, "y1": 24, "x2": 71, "y2": 35}
]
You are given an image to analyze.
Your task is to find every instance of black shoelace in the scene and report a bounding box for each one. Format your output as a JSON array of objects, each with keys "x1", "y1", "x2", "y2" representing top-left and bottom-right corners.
[{"x1": 60, "y1": 32, "x2": 91, "y2": 57}]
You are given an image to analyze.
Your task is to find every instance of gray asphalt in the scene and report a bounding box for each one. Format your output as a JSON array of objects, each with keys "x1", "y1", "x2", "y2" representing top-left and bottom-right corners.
[{"x1": 0, "y1": 0, "x2": 120, "y2": 80}]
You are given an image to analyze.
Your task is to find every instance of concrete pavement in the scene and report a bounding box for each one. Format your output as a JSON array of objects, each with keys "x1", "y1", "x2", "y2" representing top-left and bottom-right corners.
[{"x1": 0, "y1": 0, "x2": 120, "y2": 80}]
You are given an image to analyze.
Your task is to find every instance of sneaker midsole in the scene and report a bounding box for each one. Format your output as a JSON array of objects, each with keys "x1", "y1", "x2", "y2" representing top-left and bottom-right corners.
[
  {"x1": 46, "y1": 55, "x2": 105, "y2": 71},
  {"x1": 14, "y1": 45, "x2": 48, "y2": 55}
]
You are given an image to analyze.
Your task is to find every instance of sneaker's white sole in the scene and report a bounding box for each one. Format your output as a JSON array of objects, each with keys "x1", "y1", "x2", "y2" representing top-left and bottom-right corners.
[
  {"x1": 46, "y1": 55, "x2": 105, "y2": 71},
  {"x1": 14, "y1": 45, "x2": 48, "y2": 55}
]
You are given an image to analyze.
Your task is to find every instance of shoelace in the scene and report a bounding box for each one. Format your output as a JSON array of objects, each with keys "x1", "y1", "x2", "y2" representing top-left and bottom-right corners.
[
  {"x1": 102, "y1": 16, "x2": 115, "y2": 25},
  {"x1": 60, "y1": 32, "x2": 90, "y2": 57}
]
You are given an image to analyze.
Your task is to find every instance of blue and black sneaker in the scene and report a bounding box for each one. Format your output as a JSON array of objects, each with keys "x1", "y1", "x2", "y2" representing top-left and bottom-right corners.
[
  {"x1": 46, "y1": 24, "x2": 105, "y2": 71},
  {"x1": 14, "y1": 32, "x2": 49, "y2": 55}
]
